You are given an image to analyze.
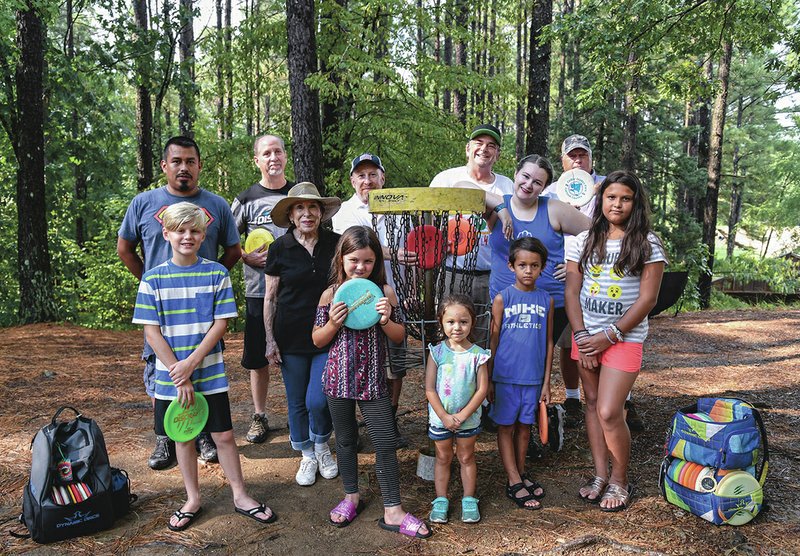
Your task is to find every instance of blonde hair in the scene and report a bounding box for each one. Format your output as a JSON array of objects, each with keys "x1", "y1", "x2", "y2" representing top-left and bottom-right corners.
[{"x1": 161, "y1": 202, "x2": 207, "y2": 232}]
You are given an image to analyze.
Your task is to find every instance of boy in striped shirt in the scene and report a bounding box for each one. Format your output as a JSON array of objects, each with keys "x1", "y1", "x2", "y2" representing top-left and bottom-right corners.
[{"x1": 133, "y1": 202, "x2": 276, "y2": 531}]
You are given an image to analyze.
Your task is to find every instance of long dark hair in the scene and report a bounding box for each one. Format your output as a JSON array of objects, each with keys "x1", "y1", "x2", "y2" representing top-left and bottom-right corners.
[
  {"x1": 329, "y1": 225, "x2": 387, "y2": 287},
  {"x1": 579, "y1": 170, "x2": 662, "y2": 276}
]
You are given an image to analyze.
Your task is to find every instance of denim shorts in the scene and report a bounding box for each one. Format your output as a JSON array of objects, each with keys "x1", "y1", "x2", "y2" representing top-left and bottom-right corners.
[{"x1": 428, "y1": 424, "x2": 482, "y2": 441}]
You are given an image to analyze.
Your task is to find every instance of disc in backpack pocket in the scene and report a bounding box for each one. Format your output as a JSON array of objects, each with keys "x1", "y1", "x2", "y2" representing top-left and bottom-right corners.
[
  {"x1": 714, "y1": 471, "x2": 762, "y2": 525},
  {"x1": 164, "y1": 393, "x2": 209, "y2": 442},
  {"x1": 332, "y1": 278, "x2": 384, "y2": 330}
]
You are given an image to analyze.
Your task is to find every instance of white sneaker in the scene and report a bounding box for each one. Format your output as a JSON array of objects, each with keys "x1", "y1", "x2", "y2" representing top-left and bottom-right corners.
[
  {"x1": 295, "y1": 456, "x2": 318, "y2": 486},
  {"x1": 316, "y1": 451, "x2": 339, "y2": 480}
]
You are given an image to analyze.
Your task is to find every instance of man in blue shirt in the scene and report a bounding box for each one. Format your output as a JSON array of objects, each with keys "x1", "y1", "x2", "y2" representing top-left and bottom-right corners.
[{"x1": 118, "y1": 136, "x2": 241, "y2": 470}]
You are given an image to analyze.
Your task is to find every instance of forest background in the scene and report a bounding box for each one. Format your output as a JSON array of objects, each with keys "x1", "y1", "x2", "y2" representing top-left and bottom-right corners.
[{"x1": 2, "y1": 0, "x2": 800, "y2": 328}]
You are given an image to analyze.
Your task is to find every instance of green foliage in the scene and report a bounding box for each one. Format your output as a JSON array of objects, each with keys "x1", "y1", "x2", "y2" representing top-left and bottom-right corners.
[{"x1": 715, "y1": 253, "x2": 800, "y2": 294}]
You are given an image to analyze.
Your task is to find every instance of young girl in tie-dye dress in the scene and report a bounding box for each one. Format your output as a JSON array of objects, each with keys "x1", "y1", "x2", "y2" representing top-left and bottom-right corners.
[{"x1": 425, "y1": 294, "x2": 490, "y2": 524}]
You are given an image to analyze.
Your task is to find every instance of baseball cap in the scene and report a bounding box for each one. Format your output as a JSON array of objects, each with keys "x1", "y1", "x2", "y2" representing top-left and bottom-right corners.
[
  {"x1": 468, "y1": 124, "x2": 502, "y2": 147},
  {"x1": 561, "y1": 134, "x2": 592, "y2": 156},
  {"x1": 350, "y1": 153, "x2": 385, "y2": 175}
]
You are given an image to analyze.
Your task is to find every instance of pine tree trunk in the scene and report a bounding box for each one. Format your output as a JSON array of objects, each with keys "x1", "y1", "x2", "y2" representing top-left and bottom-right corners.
[
  {"x1": 67, "y1": 0, "x2": 87, "y2": 246},
  {"x1": 286, "y1": 0, "x2": 324, "y2": 188},
  {"x1": 134, "y1": 0, "x2": 153, "y2": 191},
  {"x1": 443, "y1": 0, "x2": 452, "y2": 113},
  {"x1": 620, "y1": 50, "x2": 639, "y2": 171},
  {"x1": 524, "y1": 0, "x2": 551, "y2": 158},
  {"x1": 515, "y1": 0, "x2": 527, "y2": 160},
  {"x1": 225, "y1": 0, "x2": 233, "y2": 139},
  {"x1": 726, "y1": 95, "x2": 745, "y2": 259},
  {"x1": 699, "y1": 37, "x2": 733, "y2": 309},
  {"x1": 416, "y1": 0, "x2": 425, "y2": 98},
  {"x1": 16, "y1": 3, "x2": 57, "y2": 323},
  {"x1": 453, "y1": 0, "x2": 468, "y2": 124},
  {"x1": 178, "y1": 0, "x2": 195, "y2": 137}
]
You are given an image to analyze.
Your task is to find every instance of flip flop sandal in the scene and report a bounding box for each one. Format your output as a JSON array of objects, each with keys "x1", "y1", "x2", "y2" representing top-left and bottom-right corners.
[
  {"x1": 235, "y1": 503, "x2": 278, "y2": 524},
  {"x1": 599, "y1": 483, "x2": 634, "y2": 513},
  {"x1": 578, "y1": 476, "x2": 608, "y2": 504},
  {"x1": 429, "y1": 497, "x2": 449, "y2": 523},
  {"x1": 506, "y1": 482, "x2": 542, "y2": 510},
  {"x1": 378, "y1": 513, "x2": 433, "y2": 539},
  {"x1": 167, "y1": 506, "x2": 203, "y2": 531},
  {"x1": 522, "y1": 473, "x2": 546, "y2": 499},
  {"x1": 329, "y1": 499, "x2": 365, "y2": 528},
  {"x1": 461, "y1": 496, "x2": 480, "y2": 523}
]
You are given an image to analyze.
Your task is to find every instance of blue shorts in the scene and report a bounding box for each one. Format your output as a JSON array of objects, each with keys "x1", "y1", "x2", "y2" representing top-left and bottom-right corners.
[
  {"x1": 428, "y1": 425, "x2": 481, "y2": 441},
  {"x1": 490, "y1": 383, "x2": 542, "y2": 426}
]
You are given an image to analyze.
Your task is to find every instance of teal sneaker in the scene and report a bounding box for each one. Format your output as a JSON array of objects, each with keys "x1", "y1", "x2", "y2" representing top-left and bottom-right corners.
[
  {"x1": 429, "y1": 496, "x2": 449, "y2": 523},
  {"x1": 461, "y1": 496, "x2": 480, "y2": 523}
]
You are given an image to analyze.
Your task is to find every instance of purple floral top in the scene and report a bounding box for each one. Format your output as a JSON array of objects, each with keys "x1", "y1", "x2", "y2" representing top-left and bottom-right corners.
[{"x1": 315, "y1": 303, "x2": 402, "y2": 400}]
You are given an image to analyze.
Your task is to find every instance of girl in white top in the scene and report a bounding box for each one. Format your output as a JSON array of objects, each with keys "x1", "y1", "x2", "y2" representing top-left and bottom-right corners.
[{"x1": 564, "y1": 170, "x2": 666, "y2": 512}]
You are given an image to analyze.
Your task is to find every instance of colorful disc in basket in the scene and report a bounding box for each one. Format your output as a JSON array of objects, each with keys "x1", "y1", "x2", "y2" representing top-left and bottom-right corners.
[
  {"x1": 556, "y1": 168, "x2": 595, "y2": 207},
  {"x1": 406, "y1": 225, "x2": 445, "y2": 270},
  {"x1": 538, "y1": 401, "x2": 549, "y2": 445},
  {"x1": 164, "y1": 392, "x2": 209, "y2": 442},
  {"x1": 332, "y1": 278, "x2": 384, "y2": 330},
  {"x1": 244, "y1": 228, "x2": 275, "y2": 254},
  {"x1": 447, "y1": 218, "x2": 477, "y2": 256}
]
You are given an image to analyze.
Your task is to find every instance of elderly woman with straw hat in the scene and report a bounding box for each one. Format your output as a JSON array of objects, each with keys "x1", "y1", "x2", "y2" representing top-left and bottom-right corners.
[{"x1": 264, "y1": 182, "x2": 342, "y2": 486}]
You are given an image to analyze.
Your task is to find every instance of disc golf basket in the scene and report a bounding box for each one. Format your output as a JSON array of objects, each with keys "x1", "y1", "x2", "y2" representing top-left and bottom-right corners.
[{"x1": 369, "y1": 187, "x2": 489, "y2": 374}]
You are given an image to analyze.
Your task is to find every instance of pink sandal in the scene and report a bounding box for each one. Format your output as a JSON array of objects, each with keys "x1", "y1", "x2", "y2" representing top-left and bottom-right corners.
[
  {"x1": 378, "y1": 513, "x2": 432, "y2": 538},
  {"x1": 329, "y1": 499, "x2": 364, "y2": 528}
]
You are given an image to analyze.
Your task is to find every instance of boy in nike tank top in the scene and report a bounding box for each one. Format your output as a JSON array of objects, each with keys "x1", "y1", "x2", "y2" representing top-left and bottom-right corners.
[{"x1": 489, "y1": 237, "x2": 554, "y2": 510}]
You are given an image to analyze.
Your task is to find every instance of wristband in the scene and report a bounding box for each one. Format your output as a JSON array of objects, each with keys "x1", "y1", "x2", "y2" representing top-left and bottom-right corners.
[
  {"x1": 602, "y1": 328, "x2": 617, "y2": 345},
  {"x1": 493, "y1": 203, "x2": 506, "y2": 214},
  {"x1": 609, "y1": 323, "x2": 624, "y2": 342}
]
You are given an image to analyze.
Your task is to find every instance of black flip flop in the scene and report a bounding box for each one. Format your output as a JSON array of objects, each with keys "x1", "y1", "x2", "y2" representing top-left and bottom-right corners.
[
  {"x1": 235, "y1": 503, "x2": 278, "y2": 524},
  {"x1": 167, "y1": 506, "x2": 203, "y2": 531}
]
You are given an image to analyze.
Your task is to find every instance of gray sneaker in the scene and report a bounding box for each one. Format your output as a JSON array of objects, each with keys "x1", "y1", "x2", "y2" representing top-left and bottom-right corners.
[
  {"x1": 196, "y1": 432, "x2": 218, "y2": 463},
  {"x1": 246, "y1": 413, "x2": 269, "y2": 443},
  {"x1": 148, "y1": 435, "x2": 176, "y2": 470}
]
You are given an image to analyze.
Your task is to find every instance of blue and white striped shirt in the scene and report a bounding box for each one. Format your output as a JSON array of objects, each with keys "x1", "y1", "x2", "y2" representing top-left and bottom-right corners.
[{"x1": 133, "y1": 257, "x2": 238, "y2": 400}]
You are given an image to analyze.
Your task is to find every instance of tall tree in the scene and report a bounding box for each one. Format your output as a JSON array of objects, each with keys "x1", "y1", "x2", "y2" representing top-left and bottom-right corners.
[
  {"x1": 133, "y1": 0, "x2": 154, "y2": 191},
  {"x1": 286, "y1": 0, "x2": 324, "y2": 188},
  {"x1": 15, "y1": 2, "x2": 57, "y2": 322},
  {"x1": 726, "y1": 94, "x2": 745, "y2": 259},
  {"x1": 515, "y1": 0, "x2": 527, "y2": 159},
  {"x1": 67, "y1": 0, "x2": 88, "y2": 245},
  {"x1": 453, "y1": 0, "x2": 468, "y2": 123},
  {"x1": 699, "y1": 35, "x2": 733, "y2": 309},
  {"x1": 620, "y1": 50, "x2": 639, "y2": 171},
  {"x1": 178, "y1": 0, "x2": 195, "y2": 137},
  {"x1": 525, "y1": 0, "x2": 552, "y2": 157}
]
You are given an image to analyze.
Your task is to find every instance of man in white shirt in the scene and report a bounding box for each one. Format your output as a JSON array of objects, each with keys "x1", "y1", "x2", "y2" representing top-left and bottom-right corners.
[
  {"x1": 543, "y1": 134, "x2": 644, "y2": 432},
  {"x1": 332, "y1": 153, "x2": 417, "y2": 446},
  {"x1": 429, "y1": 124, "x2": 514, "y2": 314}
]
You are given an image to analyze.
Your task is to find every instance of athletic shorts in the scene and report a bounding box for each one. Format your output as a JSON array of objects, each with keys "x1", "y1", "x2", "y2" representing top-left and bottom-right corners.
[
  {"x1": 552, "y1": 307, "x2": 569, "y2": 344},
  {"x1": 571, "y1": 338, "x2": 643, "y2": 373},
  {"x1": 242, "y1": 297, "x2": 268, "y2": 370},
  {"x1": 556, "y1": 323, "x2": 572, "y2": 349},
  {"x1": 154, "y1": 392, "x2": 233, "y2": 438},
  {"x1": 143, "y1": 354, "x2": 156, "y2": 398},
  {"x1": 490, "y1": 383, "x2": 542, "y2": 426},
  {"x1": 386, "y1": 338, "x2": 407, "y2": 380},
  {"x1": 428, "y1": 424, "x2": 481, "y2": 441}
]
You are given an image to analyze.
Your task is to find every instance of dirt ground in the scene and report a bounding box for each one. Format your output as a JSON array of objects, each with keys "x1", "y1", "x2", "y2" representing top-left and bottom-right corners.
[{"x1": 1, "y1": 308, "x2": 799, "y2": 555}]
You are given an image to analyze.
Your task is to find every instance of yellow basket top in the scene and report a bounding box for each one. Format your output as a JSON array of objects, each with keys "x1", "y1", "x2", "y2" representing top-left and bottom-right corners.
[{"x1": 368, "y1": 187, "x2": 485, "y2": 213}]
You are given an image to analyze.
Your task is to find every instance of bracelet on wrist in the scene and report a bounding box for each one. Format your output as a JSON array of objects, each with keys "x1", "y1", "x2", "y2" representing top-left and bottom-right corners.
[
  {"x1": 493, "y1": 202, "x2": 507, "y2": 214},
  {"x1": 602, "y1": 328, "x2": 617, "y2": 345},
  {"x1": 609, "y1": 323, "x2": 624, "y2": 342}
]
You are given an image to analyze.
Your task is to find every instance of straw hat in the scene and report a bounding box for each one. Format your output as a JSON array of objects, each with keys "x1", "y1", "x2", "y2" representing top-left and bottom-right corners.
[{"x1": 270, "y1": 182, "x2": 342, "y2": 228}]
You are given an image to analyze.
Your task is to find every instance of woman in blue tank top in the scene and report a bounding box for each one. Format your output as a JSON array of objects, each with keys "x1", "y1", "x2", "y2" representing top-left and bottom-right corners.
[{"x1": 488, "y1": 155, "x2": 590, "y2": 335}]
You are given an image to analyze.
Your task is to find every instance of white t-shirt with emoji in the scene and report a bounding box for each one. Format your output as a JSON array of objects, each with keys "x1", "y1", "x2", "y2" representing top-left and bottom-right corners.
[{"x1": 566, "y1": 231, "x2": 666, "y2": 343}]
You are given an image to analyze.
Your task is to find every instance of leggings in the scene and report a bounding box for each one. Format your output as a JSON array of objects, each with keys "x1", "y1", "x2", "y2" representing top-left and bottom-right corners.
[{"x1": 327, "y1": 396, "x2": 400, "y2": 507}]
